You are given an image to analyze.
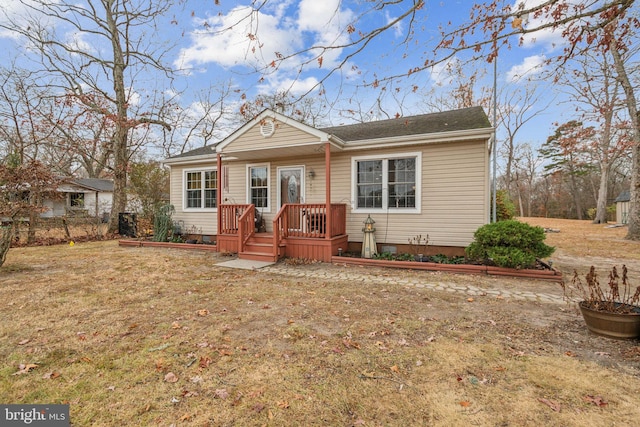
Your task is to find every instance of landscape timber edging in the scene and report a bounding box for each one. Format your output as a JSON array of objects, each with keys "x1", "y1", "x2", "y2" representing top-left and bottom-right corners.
[
  {"x1": 331, "y1": 256, "x2": 563, "y2": 282},
  {"x1": 118, "y1": 239, "x2": 218, "y2": 252}
]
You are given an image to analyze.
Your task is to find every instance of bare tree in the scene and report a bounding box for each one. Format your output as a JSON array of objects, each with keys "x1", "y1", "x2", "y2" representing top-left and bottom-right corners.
[
  {"x1": 558, "y1": 41, "x2": 634, "y2": 223},
  {"x1": 0, "y1": 0, "x2": 176, "y2": 232},
  {"x1": 510, "y1": 143, "x2": 544, "y2": 217},
  {"x1": 238, "y1": 91, "x2": 331, "y2": 127},
  {"x1": 157, "y1": 81, "x2": 237, "y2": 157},
  {"x1": 499, "y1": 87, "x2": 550, "y2": 197}
]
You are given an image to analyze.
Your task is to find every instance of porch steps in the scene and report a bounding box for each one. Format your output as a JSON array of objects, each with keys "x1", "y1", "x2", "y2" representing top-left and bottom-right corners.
[{"x1": 238, "y1": 233, "x2": 282, "y2": 262}]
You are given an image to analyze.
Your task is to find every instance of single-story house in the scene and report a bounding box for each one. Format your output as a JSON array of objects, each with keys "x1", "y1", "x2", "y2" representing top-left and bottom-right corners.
[
  {"x1": 163, "y1": 106, "x2": 493, "y2": 262},
  {"x1": 615, "y1": 190, "x2": 630, "y2": 225},
  {"x1": 42, "y1": 178, "x2": 114, "y2": 219}
]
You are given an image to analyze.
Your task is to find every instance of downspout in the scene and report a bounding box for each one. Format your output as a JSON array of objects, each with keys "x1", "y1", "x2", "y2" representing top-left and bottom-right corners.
[
  {"x1": 217, "y1": 153, "x2": 222, "y2": 238},
  {"x1": 325, "y1": 143, "x2": 331, "y2": 240}
]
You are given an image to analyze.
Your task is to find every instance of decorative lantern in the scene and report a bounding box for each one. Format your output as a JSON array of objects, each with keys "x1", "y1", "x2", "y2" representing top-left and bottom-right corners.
[{"x1": 361, "y1": 215, "x2": 377, "y2": 259}]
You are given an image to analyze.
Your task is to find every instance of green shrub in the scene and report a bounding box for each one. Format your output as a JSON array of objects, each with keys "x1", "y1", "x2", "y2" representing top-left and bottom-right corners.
[
  {"x1": 465, "y1": 220, "x2": 554, "y2": 269},
  {"x1": 491, "y1": 189, "x2": 516, "y2": 221}
]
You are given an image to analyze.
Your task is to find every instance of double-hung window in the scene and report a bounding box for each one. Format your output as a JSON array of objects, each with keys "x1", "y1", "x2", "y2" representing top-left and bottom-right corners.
[
  {"x1": 248, "y1": 165, "x2": 270, "y2": 210},
  {"x1": 353, "y1": 153, "x2": 420, "y2": 212},
  {"x1": 184, "y1": 169, "x2": 217, "y2": 209}
]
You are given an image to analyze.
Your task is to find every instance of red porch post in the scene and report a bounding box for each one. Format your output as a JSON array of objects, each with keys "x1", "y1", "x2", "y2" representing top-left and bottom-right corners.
[
  {"x1": 325, "y1": 142, "x2": 331, "y2": 240},
  {"x1": 216, "y1": 153, "x2": 222, "y2": 236}
]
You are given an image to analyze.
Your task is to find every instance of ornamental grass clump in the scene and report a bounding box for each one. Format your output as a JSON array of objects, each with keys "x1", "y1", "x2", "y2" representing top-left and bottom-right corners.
[{"x1": 562, "y1": 265, "x2": 640, "y2": 314}]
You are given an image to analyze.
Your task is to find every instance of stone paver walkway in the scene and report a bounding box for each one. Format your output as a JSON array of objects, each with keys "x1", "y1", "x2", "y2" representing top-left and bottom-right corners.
[{"x1": 261, "y1": 264, "x2": 566, "y2": 304}]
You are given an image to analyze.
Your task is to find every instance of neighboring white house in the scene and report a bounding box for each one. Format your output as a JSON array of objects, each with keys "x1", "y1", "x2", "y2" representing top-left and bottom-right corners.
[
  {"x1": 42, "y1": 178, "x2": 114, "y2": 219},
  {"x1": 615, "y1": 190, "x2": 630, "y2": 225}
]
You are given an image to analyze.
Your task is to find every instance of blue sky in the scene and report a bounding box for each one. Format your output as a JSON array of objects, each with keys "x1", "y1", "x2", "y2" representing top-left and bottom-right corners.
[{"x1": 0, "y1": 0, "x2": 580, "y2": 157}]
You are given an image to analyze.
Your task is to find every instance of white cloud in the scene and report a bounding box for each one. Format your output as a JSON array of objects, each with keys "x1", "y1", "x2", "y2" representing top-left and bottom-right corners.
[
  {"x1": 175, "y1": 1, "x2": 355, "y2": 79},
  {"x1": 258, "y1": 75, "x2": 320, "y2": 97},
  {"x1": 511, "y1": 0, "x2": 569, "y2": 50},
  {"x1": 174, "y1": 6, "x2": 301, "y2": 71},
  {"x1": 429, "y1": 57, "x2": 461, "y2": 86},
  {"x1": 65, "y1": 31, "x2": 92, "y2": 53},
  {"x1": 385, "y1": 12, "x2": 404, "y2": 38},
  {"x1": 505, "y1": 54, "x2": 547, "y2": 82},
  {"x1": 0, "y1": 0, "x2": 51, "y2": 40}
]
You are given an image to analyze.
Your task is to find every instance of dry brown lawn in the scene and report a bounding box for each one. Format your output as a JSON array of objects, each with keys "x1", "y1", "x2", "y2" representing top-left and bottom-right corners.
[{"x1": 0, "y1": 218, "x2": 639, "y2": 426}]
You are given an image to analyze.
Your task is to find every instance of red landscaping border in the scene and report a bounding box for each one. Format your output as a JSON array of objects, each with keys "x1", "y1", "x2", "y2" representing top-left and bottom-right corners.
[
  {"x1": 118, "y1": 240, "x2": 562, "y2": 281},
  {"x1": 118, "y1": 239, "x2": 218, "y2": 252},
  {"x1": 331, "y1": 256, "x2": 563, "y2": 282}
]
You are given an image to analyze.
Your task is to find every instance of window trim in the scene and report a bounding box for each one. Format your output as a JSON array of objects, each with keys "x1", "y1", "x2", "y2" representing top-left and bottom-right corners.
[
  {"x1": 351, "y1": 152, "x2": 421, "y2": 214},
  {"x1": 182, "y1": 167, "x2": 218, "y2": 212},
  {"x1": 69, "y1": 192, "x2": 85, "y2": 208},
  {"x1": 246, "y1": 163, "x2": 271, "y2": 213}
]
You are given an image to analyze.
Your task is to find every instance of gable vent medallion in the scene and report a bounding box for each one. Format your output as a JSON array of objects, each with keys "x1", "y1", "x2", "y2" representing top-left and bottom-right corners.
[{"x1": 260, "y1": 121, "x2": 275, "y2": 138}]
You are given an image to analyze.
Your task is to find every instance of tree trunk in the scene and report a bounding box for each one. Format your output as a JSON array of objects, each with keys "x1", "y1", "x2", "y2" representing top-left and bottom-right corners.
[
  {"x1": 569, "y1": 173, "x2": 583, "y2": 220},
  {"x1": 0, "y1": 225, "x2": 13, "y2": 267},
  {"x1": 610, "y1": 37, "x2": 640, "y2": 239},
  {"x1": 105, "y1": 2, "x2": 130, "y2": 235},
  {"x1": 27, "y1": 210, "x2": 37, "y2": 244},
  {"x1": 593, "y1": 165, "x2": 610, "y2": 224}
]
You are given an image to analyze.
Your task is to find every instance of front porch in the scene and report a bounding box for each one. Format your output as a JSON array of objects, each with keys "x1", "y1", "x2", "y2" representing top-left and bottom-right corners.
[{"x1": 216, "y1": 203, "x2": 348, "y2": 262}]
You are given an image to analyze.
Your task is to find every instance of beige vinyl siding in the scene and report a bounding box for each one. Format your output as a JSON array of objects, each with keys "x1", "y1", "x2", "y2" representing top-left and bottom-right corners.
[
  {"x1": 331, "y1": 139, "x2": 488, "y2": 247},
  {"x1": 169, "y1": 161, "x2": 218, "y2": 235},
  {"x1": 223, "y1": 155, "x2": 328, "y2": 226},
  {"x1": 224, "y1": 120, "x2": 320, "y2": 153},
  {"x1": 168, "y1": 135, "x2": 488, "y2": 247}
]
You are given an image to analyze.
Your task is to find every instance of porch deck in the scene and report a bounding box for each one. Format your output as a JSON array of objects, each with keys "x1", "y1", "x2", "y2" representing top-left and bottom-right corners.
[{"x1": 217, "y1": 203, "x2": 348, "y2": 262}]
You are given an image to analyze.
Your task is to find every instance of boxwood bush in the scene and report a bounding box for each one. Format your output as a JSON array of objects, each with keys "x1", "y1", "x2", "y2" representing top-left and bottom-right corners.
[{"x1": 465, "y1": 220, "x2": 555, "y2": 269}]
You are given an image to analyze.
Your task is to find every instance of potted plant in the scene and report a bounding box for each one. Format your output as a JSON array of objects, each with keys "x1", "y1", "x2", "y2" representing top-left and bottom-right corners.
[{"x1": 562, "y1": 265, "x2": 640, "y2": 339}]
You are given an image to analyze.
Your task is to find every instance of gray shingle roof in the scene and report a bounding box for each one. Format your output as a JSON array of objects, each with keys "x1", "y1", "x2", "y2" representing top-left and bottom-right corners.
[
  {"x1": 167, "y1": 106, "x2": 491, "y2": 160},
  {"x1": 168, "y1": 144, "x2": 217, "y2": 160},
  {"x1": 615, "y1": 190, "x2": 630, "y2": 203},
  {"x1": 320, "y1": 106, "x2": 491, "y2": 142},
  {"x1": 68, "y1": 178, "x2": 114, "y2": 192}
]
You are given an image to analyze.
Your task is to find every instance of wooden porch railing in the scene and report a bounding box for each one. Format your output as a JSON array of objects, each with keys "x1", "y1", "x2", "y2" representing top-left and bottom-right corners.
[
  {"x1": 219, "y1": 204, "x2": 252, "y2": 234},
  {"x1": 237, "y1": 205, "x2": 255, "y2": 254},
  {"x1": 273, "y1": 203, "x2": 347, "y2": 252}
]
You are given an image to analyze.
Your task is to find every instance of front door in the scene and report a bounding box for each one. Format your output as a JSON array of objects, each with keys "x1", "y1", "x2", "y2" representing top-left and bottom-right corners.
[
  {"x1": 278, "y1": 166, "x2": 304, "y2": 208},
  {"x1": 278, "y1": 166, "x2": 305, "y2": 230}
]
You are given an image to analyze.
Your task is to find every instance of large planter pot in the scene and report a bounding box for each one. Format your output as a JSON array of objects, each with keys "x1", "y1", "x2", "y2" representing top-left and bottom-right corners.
[{"x1": 578, "y1": 301, "x2": 640, "y2": 339}]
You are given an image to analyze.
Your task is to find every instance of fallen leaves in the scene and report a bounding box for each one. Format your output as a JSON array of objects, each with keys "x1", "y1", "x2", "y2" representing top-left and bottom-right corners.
[
  {"x1": 164, "y1": 372, "x2": 179, "y2": 383},
  {"x1": 583, "y1": 395, "x2": 608, "y2": 407},
  {"x1": 538, "y1": 398, "x2": 562, "y2": 412},
  {"x1": 13, "y1": 363, "x2": 38, "y2": 375},
  {"x1": 42, "y1": 371, "x2": 60, "y2": 380},
  {"x1": 214, "y1": 388, "x2": 229, "y2": 399}
]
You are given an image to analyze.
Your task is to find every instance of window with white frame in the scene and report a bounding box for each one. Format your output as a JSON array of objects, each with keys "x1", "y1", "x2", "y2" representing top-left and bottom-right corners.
[
  {"x1": 248, "y1": 165, "x2": 269, "y2": 209},
  {"x1": 184, "y1": 169, "x2": 217, "y2": 209},
  {"x1": 353, "y1": 153, "x2": 420, "y2": 211}
]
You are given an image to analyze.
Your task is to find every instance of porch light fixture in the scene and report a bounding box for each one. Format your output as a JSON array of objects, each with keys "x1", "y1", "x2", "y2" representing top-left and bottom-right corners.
[
  {"x1": 361, "y1": 215, "x2": 377, "y2": 259},
  {"x1": 308, "y1": 169, "x2": 315, "y2": 179}
]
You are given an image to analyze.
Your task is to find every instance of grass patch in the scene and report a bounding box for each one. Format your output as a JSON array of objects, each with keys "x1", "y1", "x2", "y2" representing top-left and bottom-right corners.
[{"x1": 1, "y1": 221, "x2": 640, "y2": 425}]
